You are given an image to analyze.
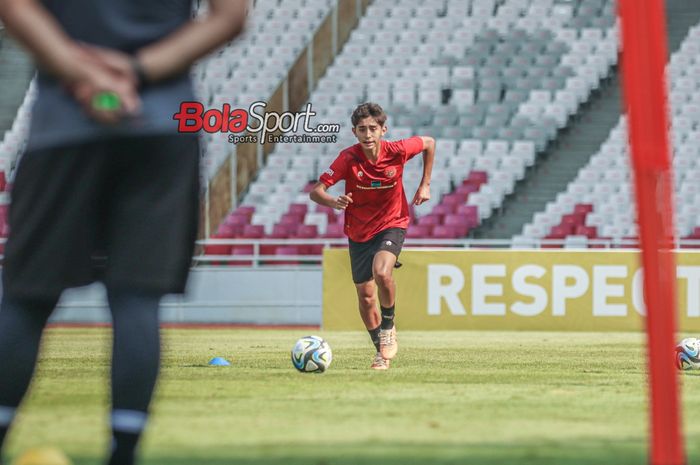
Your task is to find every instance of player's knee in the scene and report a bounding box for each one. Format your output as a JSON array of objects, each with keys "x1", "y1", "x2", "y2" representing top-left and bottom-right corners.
[
  {"x1": 358, "y1": 294, "x2": 375, "y2": 310},
  {"x1": 373, "y1": 269, "x2": 393, "y2": 288}
]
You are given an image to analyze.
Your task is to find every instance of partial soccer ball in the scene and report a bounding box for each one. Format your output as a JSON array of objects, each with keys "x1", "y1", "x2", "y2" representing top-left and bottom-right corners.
[
  {"x1": 291, "y1": 335, "x2": 332, "y2": 373},
  {"x1": 675, "y1": 337, "x2": 700, "y2": 370}
]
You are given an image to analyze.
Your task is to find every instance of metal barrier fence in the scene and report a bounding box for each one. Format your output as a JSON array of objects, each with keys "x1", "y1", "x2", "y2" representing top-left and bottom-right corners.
[{"x1": 194, "y1": 238, "x2": 700, "y2": 267}]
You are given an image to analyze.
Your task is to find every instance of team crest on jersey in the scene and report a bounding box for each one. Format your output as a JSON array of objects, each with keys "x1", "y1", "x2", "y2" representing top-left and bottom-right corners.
[
  {"x1": 357, "y1": 171, "x2": 364, "y2": 177},
  {"x1": 385, "y1": 168, "x2": 396, "y2": 177}
]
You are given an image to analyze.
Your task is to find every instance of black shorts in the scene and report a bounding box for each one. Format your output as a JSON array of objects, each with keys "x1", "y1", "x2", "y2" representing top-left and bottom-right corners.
[
  {"x1": 348, "y1": 228, "x2": 406, "y2": 284},
  {"x1": 2, "y1": 134, "x2": 200, "y2": 300}
]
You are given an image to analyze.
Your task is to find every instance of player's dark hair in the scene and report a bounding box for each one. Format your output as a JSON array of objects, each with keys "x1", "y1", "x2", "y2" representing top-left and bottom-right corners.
[{"x1": 351, "y1": 102, "x2": 387, "y2": 127}]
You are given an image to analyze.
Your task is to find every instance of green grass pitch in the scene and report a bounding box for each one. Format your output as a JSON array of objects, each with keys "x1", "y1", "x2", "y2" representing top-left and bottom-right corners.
[{"x1": 5, "y1": 329, "x2": 700, "y2": 465}]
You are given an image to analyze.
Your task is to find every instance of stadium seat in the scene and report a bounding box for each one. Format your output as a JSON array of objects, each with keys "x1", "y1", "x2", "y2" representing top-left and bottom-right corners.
[{"x1": 273, "y1": 246, "x2": 302, "y2": 265}]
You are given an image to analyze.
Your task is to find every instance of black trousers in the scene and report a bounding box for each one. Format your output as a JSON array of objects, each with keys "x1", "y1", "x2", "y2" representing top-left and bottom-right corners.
[{"x1": 3, "y1": 134, "x2": 200, "y2": 299}]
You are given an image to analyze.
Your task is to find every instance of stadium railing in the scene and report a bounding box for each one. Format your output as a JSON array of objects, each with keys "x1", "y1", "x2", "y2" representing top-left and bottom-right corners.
[
  {"x1": 193, "y1": 237, "x2": 700, "y2": 267},
  {"x1": 2, "y1": 236, "x2": 698, "y2": 266}
]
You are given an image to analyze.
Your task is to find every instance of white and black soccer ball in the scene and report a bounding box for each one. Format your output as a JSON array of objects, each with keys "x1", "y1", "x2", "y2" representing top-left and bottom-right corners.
[
  {"x1": 675, "y1": 337, "x2": 700, "y2": 370},
  {"x1": 291, "y1": 335, "x2": 332, "y2": 373}
]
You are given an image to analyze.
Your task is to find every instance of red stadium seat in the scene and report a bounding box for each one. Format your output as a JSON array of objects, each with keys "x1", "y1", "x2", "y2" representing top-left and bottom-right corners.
[
  {"x1": 573, "y1": 203, "x2": 594, "y2": 216},
  {"x1": 275, "y1": 245, "x2": 302, "y2": 265},
  {"x1": 262, "y1": 225, "x2": 294, "y2": 262},
  {"x1": 550, "y1": 224, "x2": 573, "y2": 237},
  {"x1": 260, "y1": 244, "x2": 277, "y2": 257},
  {"x1": 442, "y1": 192, "x2": 468, "y2": 207},
  {"x1": 561, "y1": 213, "x2": 585, "y2": 229},
  {"x1": 432, "y1": 225, "x2": 459, "y2": 239},
  {"x1": 230, "y1": 245, "x2": 254, "y2": 266},
  {"x1": 323, "y1": 223, "x2": 344, "y2": 238},
  {"x1": 467, "y1": 170, "x2": 488, "y2": 185},
  {"x1": 203, "y1": 233, "x2": 232, "y2": 257},
  {"x1": 242, "y1": 224, "x2": 265, "y2": 238},
  {"x1": 288, "y1": 203, "x2": 308, "y2": 216},
  {"x1": 456, "y1": 182, "x2": 480, "y2": 196},
  {"x1": 224, "y1": 214, "x2": 249, "y2": 226},
  {"x1": 280, "y1": 213, "x2": 304, "y2": 225},
  {"x1": 433, "y1": 204, "x2": 456, "y2": 216},
  {"x1": 443, "y1": 214, "x2": 471, "y2": 237},
  {"x1": 235, "y1": 205, "x2": 255, "y2": 217},
  {"x1": 406, "y1": 224, "x2": 432, "y2": 238},
  {"x1": 217, "y1": 223, "x2": 243, "y2": 238},
  {"x1": 269, "y1": 223, "x2": 294, "y2": 238},
  {"x1": 295, "y1": 224, "x2": 319, "y2": 238},
  {"x1": 575, "y1": 225, "x2": 598, "y2": 239},
  {"x1": 307, "y1": 244, "x2": 325, "y2": 255},
  {"x1": 455, "y1": 205, "x2": 479, "y2": 228},
  {"x1": 294, "y1": 224, "x2": 319, "y2": 254},
  {"x1": 314, "y1": 205, "x2": 336, "y2": 222},
  {"x1": 417, "y1": 214, "x2": 442, "y2": 226}
]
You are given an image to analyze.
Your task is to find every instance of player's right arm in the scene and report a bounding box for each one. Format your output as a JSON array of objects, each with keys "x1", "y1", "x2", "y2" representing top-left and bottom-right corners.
[
  {"x1": 310, "y1": 152, "x2": 353, "y2": 210},
  {"x1": 310, "y1": 183, "x2": 353, "y2": 210}
]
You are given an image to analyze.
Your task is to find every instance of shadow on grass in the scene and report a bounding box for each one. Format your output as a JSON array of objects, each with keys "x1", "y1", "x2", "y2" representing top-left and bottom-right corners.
[{"x1": 64, "y1": 438, "x2": 659, "y2": 465}]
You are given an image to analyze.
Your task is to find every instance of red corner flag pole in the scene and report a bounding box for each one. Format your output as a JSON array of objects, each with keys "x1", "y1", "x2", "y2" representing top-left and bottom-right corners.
[{"x1": 618, "y1": 1, "x2": 685, "y2": 464}]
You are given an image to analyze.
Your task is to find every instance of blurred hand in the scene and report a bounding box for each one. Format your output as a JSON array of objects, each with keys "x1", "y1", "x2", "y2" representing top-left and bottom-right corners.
[
  {"x1": 65, "y1": 44, "x2": 141, "y2": 124},
  {"x1": 79, "y1": 44, "x2": 140, "y2": 84},
  {"x1": 333, "y1": 192, "x2": 353, "y2": 210},
  {"x1": 412, "y1": 184, "x2": 430, "y2": 205}
]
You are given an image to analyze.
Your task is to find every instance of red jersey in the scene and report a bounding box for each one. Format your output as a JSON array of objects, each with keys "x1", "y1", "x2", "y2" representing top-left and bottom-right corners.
[{"x1": 319, "y1": 136, "x2": 424, "y2": 242}]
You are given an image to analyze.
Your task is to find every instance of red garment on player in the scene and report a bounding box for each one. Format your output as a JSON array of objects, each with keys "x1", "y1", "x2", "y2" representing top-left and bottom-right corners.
[{"x1": 319, "y1": 136, "x2": 424, "y2": 242}]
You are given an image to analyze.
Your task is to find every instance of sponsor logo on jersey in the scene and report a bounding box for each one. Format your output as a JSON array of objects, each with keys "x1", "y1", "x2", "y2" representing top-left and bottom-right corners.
[
  {"x1": 356, "y1": 181, "x2": 397, "y2": 190},
  {"x1": 325, "y1": 168, "x2": 334, "y2": 176}
]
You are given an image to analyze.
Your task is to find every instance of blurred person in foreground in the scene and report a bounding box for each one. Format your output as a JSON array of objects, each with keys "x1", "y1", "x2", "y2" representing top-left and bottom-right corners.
[
  {"x1": 310, "y1": 103, "x2": 436, "y2": 370},
  {"x1": 0, "y1": 1, "x2": 247, "y2": 464}
]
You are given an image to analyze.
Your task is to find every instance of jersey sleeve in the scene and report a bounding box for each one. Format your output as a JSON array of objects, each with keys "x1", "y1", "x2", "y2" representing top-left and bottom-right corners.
[
  {"x1": 319, "y1": 152, "x2": 348, "y2": 187},
  {"x1": 401, "y1": 136, "x2": 425, "y2": 163}
]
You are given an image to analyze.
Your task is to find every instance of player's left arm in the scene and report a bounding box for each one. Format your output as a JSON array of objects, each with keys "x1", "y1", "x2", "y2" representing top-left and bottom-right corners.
[{"x1": 411, "y1": 136, "x2": 435, "y2": 206}]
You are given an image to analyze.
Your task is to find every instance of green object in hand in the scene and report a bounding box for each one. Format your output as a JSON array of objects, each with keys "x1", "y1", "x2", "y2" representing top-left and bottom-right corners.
[{"x1": 91, "y1": 91, "x2": 121, "y2": 111}]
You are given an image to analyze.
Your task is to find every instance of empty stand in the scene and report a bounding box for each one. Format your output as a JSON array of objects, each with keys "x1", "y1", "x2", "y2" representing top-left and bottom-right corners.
[{"x1": 520, "y1": 19, "x2": 700, "y2": 247}]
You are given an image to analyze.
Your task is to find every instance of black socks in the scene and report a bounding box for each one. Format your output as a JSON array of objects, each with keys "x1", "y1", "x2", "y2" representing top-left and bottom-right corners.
[
  {"x1": 368, "y1": 325, "x2": 381, "y2": 352},
  {"x1": 108, "y1": 411, "x2": 147, "y2": 465},
  {"x1": 380, "y1": 305, "x2": 395, "y2": 330}
]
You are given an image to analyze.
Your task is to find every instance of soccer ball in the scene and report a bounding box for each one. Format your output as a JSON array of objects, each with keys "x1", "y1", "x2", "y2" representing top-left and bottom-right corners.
[
  {"x1": 675, "y1": 337, "x2": 700, "y2": 370},
  {"x1": 291, "y1": 335, "x2": 332, "y2": 373}
]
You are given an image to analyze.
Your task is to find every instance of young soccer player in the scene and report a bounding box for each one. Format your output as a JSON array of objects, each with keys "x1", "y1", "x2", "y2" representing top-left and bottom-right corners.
[
  {"x1": 310, "y1": 102, "x2": 435, "y2": 370},
  {"x1": 0, "y1": 1, "x2": 246, "y2": 464}
]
